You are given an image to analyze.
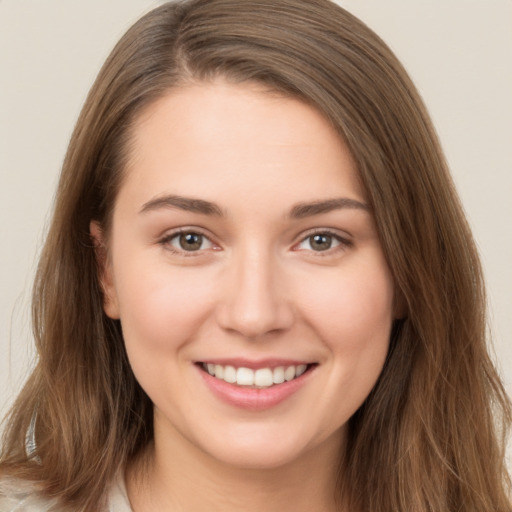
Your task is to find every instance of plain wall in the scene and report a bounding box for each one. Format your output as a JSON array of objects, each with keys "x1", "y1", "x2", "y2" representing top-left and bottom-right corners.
[{"x1": 1, "y1": 1, "x2": 511, "y2": 422}]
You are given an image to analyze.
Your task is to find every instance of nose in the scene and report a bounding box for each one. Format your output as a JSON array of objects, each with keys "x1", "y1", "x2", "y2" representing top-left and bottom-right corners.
[{"x1": 215, "y1": 245, "x2": 294, "y2": 339}]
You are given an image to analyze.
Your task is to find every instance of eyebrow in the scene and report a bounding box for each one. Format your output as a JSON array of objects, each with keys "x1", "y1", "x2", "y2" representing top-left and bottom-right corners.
[
  {"x1": 139, "y1": 194, "x2": 369, "y2": 218},
  {"x1": 140, "y1": 195, "x2": 224, "y2": 216},
  {"x1": 289, "y1": 197, "x2": 370, "y2": 218}
]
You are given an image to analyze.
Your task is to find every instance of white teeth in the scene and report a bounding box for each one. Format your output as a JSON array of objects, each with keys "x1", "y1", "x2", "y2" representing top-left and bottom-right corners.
[
  {"x1": 296, "y1": 364, "x2": 307, "y2": 377},
  {"x1": 214, "y1": 364, "x2": 224, "y2": 379},
  {"x1": 223, "y1": 365, "x2": 236, "y2": 384},
  {"x1": 273, "y1": 366, "x2": 285, "y2": 384},
  {"x1": 284, "y1": 366, "x2": 296, "y2": 381},
  {"x1": 254, "y1": 368, "x2": 273, "y2": 387},
  {"x1": 236, "y1": 367, "x2": 254, "y2": 386},
  {"x1": 202, "y1": 363, "x2": 310, "y2": 388}
]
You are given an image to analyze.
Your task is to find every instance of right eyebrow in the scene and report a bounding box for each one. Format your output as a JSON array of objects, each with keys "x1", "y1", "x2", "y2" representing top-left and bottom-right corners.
[{"x1": 139, "y1": 194, "x2": 224, "y2": 217}]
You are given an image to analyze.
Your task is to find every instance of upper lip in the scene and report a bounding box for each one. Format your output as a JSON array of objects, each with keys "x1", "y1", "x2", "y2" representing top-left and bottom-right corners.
[{"x1": 196, "y1": 358, "x2": 315, "y2": 370}]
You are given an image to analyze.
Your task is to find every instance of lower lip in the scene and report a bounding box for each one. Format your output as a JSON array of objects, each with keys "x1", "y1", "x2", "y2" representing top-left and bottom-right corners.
[{"x1": 197, "y1": 365, "x2": 314, "y2": 411}]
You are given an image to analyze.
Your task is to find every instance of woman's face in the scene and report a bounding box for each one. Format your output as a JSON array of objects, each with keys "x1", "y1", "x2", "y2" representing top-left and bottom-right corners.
[{"x1": 94, "y1": 81, "x2": 396, "y2": 469}]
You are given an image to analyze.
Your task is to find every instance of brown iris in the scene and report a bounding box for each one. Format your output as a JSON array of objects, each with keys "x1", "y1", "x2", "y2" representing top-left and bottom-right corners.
[
  {"x1": 309, "y1": 234, "x2": 333, "y2": 251},
  {"x1": 179, "y1": 232, "x2": 203, "y2": 251}
]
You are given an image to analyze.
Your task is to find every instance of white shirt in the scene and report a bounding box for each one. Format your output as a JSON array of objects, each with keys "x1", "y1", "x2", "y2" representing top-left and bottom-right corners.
[{"x1": 0, "y1": 474, "x2": 132, "y2": 511}]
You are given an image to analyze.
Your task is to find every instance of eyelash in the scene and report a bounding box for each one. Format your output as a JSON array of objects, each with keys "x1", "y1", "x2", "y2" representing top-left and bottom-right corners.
[
  {"x1": 293, "y1": 229, "x2": 353, "y2": 256},
  {"x1": 158, "y1": 228, "x2": 217, "y2": 257},
  {"x1": 158, "y1": 228, "x2": 352, "y2": 256}
]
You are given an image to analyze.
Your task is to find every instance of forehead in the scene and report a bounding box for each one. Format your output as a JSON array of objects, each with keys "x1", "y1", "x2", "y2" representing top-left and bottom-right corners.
[{"x1": 118, "y1": 80, "x2": 365, "y2": 212}]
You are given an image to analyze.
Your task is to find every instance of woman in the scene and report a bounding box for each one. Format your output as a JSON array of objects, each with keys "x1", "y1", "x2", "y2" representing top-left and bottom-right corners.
[{"x1": 1, "y1": 0, "x2": 510, "y2": 510}]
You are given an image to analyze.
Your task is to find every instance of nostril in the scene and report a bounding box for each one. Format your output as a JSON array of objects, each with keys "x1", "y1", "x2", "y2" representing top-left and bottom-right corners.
[{"x1": 215, "y1": 300, "x2": 295, "y2": 339}]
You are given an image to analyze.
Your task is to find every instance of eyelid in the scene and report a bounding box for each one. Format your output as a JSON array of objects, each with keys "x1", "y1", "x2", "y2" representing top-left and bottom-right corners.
[
  {"x1": 157, "y1": 226, "x2": 352, "y2": 256},
  {"x1": 292, "y1": 228, "x2": 353, "y2": 253},
  {"x1": 158, "y1": 227, "x2": 220, "y2": 255}
]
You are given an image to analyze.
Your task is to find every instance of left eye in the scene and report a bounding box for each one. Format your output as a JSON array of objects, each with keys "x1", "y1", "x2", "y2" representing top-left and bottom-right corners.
[
  {"x1": 297, "y1": 233, "x2": 342, "y2": 252},
  {"x1": 166, "y1": 231, "x2": 214, "y2": 252}
]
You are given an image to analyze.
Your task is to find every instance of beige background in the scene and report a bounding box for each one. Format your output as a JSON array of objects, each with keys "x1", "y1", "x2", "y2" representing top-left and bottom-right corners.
[{"x1": 1, "y1": 1, "x2": 511, "y2": 423}]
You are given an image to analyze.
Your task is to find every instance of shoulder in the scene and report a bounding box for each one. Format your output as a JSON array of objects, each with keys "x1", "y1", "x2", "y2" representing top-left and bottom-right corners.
[
  {"x1": 0, "y1": 474, "x2": 132, "y2": 512},
  {"x1": 107, "y1": 474, "x2": 133, "y2": 511},
  {"x1": 0, "y1": 477, "x2": 59, "y2": 512}
]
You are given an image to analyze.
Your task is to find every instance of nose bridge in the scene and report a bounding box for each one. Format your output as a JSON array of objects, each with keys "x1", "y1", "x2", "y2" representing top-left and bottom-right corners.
[{"x1": 217, "y1": 241, "x2": 293, "y2": 338}]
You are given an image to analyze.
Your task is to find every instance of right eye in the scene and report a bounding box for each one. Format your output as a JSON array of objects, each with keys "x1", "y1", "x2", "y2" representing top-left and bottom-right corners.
[{"x1": 160, "y1": 230, "x2": 215, "y2": 253}]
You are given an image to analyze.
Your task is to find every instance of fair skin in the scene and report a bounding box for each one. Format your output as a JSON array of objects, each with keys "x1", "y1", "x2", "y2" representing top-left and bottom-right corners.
[{"x1": 92, "y1": 80, "x2": 396, "y2": 511}]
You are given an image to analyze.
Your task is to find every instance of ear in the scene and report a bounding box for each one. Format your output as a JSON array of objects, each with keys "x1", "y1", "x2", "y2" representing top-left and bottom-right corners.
[{"x1": 89, "y1": 221, "x2": 120, "y2": 319}]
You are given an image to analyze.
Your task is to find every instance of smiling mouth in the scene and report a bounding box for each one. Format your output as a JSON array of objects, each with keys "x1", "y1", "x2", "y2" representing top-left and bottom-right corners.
[{"x1": 198, "y1": 362, "x2": 316, "y2": 389}]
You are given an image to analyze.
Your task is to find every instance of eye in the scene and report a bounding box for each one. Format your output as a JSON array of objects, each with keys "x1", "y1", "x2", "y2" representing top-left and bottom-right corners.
[
  {"x1": 162, "y1": 230, "x2": 215, "y2": 252},
  {"x1": 295, "y1": 231, "x2": 349, "y2": 253}
]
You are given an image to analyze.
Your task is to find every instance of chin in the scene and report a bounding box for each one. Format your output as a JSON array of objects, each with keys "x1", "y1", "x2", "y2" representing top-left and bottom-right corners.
[
  {"x1": 190, "y1": 421, "x2": 345, "y2": 471},
  {"x1": 206, "y1": 443, "x2": 309, "y2": 470}
]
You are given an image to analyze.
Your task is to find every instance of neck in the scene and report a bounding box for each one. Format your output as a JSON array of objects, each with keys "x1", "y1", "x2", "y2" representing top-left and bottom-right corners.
[{"x1": 126, "y1": 423, "x2": 347, "y2": 512}]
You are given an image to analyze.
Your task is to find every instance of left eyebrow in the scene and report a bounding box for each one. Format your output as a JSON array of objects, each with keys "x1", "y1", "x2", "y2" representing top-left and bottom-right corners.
[{"x1": 289, "y1": 198, "x2": 370, "y2": 219}]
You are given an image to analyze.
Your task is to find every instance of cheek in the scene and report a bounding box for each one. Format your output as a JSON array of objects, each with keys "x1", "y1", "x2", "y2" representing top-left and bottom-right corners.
[
  {"x1": 295, "y1": 252, "x2": 394, "y2": 407},
  {"x1": 299, "y1": 258, "x2": 394, "y2": 347},
  {"x1": 113, "y1": 260, "x2": 216, "y2": 356},
  {"x1": 300, "y1": 258, "x2": 394, "y2": 417}
]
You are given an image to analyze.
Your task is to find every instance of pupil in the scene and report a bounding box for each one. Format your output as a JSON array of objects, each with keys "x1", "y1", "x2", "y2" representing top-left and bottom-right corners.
[
  {"x1": 179, "y1": 233, "x2": 202, "y2": 251},
  {"x1": 311, "y1": 234, "x2": 331, "y2": 251}
]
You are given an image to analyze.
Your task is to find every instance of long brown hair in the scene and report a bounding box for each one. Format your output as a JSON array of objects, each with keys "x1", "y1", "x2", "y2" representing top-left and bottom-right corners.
[{"x1": 1, "y1": 1, "x2": 510, "y2": 510}]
